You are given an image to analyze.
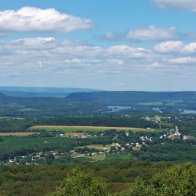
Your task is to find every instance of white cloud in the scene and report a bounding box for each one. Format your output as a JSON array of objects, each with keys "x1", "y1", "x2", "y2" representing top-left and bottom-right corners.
[
  {"x1": 1, "y1": 37, "x2": 196, "y2": 87},
  {"x1": 104, "y1": 26, "x2": 176, "y2": 41},
  {"x1": 1, "y1": 37, "x2": 196, "y2": 90},
  {"x1": 0, "y1": 38, "x2": 151, "y2": 60},
  {"x1": 0, "y1": 7, "x2": 93, "y2": 33},
  {"x1": 155, "y1": 41, "x2": 196, "y2": 55},
  {"x1": 154, "y1": 41, "x2": 184, "y2": 53},
  {"x1": 153, "y1": 0, "x2": 196, "y2": 12},
  {"x1": 182, "y1": 43, "x2": 196, "y2": 54},
  {"x1": 13, "y1": 37, "x2": 56, "y2": 49},
  {"x1": 0, "y1": 38, "x2": 154, "y2": 80},
  {"x1": 104, "y1": 27, "x2": 196, "y2": 42},
  {"x1": 107, "y1": 45, "x2": 150, "y2": 58},
  {"x1": 126, "y1": 26, "x2": 176, "y2": 41},
  {"x1": 169, "y1": 57, "x2": 196, "y2": 64}
]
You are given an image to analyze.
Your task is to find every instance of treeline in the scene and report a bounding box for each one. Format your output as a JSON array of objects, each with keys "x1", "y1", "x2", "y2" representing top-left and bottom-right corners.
[
  {"x1": 0, "y1": 115, "x2": 158, "y2": 132},
  {"x1": 38, "y1": 116, "x2": 158, "y2": 128}
]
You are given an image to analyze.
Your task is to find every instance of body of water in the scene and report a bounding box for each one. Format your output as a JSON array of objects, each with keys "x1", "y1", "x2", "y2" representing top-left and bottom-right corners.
[
  {"x1": 181, "y1": 109, "x2": 196, "y2": 114},
  {"x1": 107, "y1": 106, "x2": 131, "y2": 113}
]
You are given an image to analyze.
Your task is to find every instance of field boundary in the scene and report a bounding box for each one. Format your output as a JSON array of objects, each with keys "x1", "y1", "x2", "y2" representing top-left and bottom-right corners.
[{"x1": 29, "y1": 125, "x2": 151, "y2": 132}]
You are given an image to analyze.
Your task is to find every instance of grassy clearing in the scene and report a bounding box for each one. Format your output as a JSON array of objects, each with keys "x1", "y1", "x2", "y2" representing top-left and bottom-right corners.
[
  {"x1": 0, "y1": 137, "x2": 74, "y2": 152},
  {"x1": 0, "y1": 132, "x2": 36, "y2": 137},
  {"x1": 88, "y1": 154, "x2": 106, "y2": 161},
  {"x1": 72, "y1": 153, "x2": 106, "y2": 162},
  {"x1": 29, "y1": 125, "x2": 149, "y2": 133},
  {"x1": 83, "y1": 144, "x2": 111, "y2": 151},
  {"x1": 63, "y1": 132, "x2": 85, "y2": 137}
]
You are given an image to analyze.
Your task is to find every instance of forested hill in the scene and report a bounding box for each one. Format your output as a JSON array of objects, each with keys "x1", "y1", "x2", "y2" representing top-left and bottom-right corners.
[
  {"x1": 0, "y1": 87, "x2": 97, "y2": 97},
  {"x1": 65, "y1": 91, "x2": 196, "y2": 105}
]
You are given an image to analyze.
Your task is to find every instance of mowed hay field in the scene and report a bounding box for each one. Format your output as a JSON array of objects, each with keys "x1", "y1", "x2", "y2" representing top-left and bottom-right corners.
[
  {"x1": 0, "y1": 132, "x2": 36, "y2": 136},
  {"x1": 29, "y1": 125, "x2": 150, "y2": 133}
]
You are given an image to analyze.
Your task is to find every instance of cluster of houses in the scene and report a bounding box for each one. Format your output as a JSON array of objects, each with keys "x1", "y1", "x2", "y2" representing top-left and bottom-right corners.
[
  {"x1": 159, "y1": 126, "x2": 195, "y2": 141},
  {"x1": 8, "y1": 151, "x2": 57, "y2": 165}
]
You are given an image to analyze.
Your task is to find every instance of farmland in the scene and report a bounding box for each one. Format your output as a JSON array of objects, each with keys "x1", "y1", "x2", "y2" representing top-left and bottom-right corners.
[
  {"x1": 29, "y1": 125, "x2": 149, "y2": 132},
  {"x1": 0, "y1": 95, "x2": 196, "y2": 196},
  {"x1": 0, "y1": 132, "x2": 35, "y2": 137},
  {"x1": 0, "y1": 137, "x2": 75, "y2": 152}
]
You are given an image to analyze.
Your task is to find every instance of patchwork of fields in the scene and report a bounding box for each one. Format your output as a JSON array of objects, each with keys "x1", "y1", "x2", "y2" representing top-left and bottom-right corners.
[{"x1": 29, "y1": 125, "x2": 149, "y2": 132}]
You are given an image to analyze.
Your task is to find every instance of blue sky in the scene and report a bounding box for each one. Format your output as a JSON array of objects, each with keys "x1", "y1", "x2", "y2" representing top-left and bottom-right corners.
[{"x1": 0, "y1": 0, "x2": 196, "y2": 90}]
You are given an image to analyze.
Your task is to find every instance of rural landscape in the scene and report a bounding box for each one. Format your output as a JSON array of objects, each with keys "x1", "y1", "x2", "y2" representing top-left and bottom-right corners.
[
  {"x1": 0, "y1": 88, "x2": 196, "y2": 195},
  {"x1": 0, "y1": 0, "x2": 196, "y2": 195}
]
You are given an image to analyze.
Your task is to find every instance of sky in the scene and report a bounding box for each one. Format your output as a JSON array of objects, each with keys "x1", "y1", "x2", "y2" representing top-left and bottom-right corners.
[{"x1": 0, "y1": 0, "x2": 196, "y2": 91}]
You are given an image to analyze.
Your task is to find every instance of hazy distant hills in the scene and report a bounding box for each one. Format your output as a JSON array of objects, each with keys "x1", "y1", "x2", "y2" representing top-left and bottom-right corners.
[
  {"x1": 0, "y1": 90, "x2": 196, "y2": 116},
  {"x1": 1, "y1": 88, "x2": 196, "y2": 108},
  {"x1": 66, "y1": 91, "x2": 196, "y2": 107},
  {"x1": 0, "y1": 86, "x2": 98, "y2": 97}
]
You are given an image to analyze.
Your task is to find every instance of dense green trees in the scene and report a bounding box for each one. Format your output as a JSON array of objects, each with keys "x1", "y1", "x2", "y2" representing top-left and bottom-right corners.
[
  {"x1": 134, "y1": 140, "x2": 196, "y2": 162},
  {"x1": 152, "y1": 163, "x2": 196, "y2": 196},
  {"x1": 1, "y1": 161, "x2": 195, "y2": 195},
  {"x1": 121, "y1": 179, "x2": 156, "y2": 196},
  {"x1": 51, "y1": 169, "x2": 108, "y2": 196},
  {"x1": 121, "y1": 163, "x2": 196, "y2": 196},
  {"x1": 50, "y1": 163, "x2": 196, "y2": 196}
]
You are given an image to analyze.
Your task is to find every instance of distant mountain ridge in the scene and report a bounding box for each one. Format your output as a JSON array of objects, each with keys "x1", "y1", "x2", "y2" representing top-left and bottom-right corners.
[
  {"x1": 65, "y1": 91, "x2": 196, "y2": 106},
  {"x1": 0, "y1": 90, "x2": 196, "y2": 116},
  {"x1": 0, "y1": 86, "x2": 98, "y2": 97}
]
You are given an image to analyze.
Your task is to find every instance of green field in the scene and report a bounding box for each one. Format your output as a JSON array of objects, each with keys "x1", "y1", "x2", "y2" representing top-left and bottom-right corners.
[
  {"x1": 0, "y1": 137, "x2": 74, "y2": 152},
  {"x1": 72, "y1": 153, "x2": 106, "y2": 162},
  {"x1": 84, "y1": 144, "x2": 111, "y2": 151},
  {"x1": 29, "y1": 125, "x2": 150, "y2": 133}
]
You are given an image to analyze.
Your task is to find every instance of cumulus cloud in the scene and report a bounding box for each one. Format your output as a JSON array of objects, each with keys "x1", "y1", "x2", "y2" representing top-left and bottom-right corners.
[
  {"x1": 0, "y1": 37, "x2": 155, "y2": 80},
  {"x1": 0, "y1": 7, "x2": 93, "y2": 33},
  {"x1": 155, "y1": 41, "x2": 196, "y2": 56},
  {"x1": 103, "y1": 26, "x2": 176, "y2": 41},
  {"x1": 154, "y1": 41, "x2": 184, "y2": 53},
  {"x1": 0, "y1": 38, "x2": 151, "y2": 61},
  {"x1": 182, "y1": 43, "x2": 196, "y2": 54},
  {"x1": 1, "y1": 37, "x2": 196, "y2": 90},
  {"x1": 2, "y1": 37, "x2": 196, "y2": 66},
  {"x1": 107, "y1": 45, "x2": 151, "y2": 58},
  {"x1": 153, "y1": 0, "x2": 196, "y2": 12},
  {"x1": 104, "y1": 27, "x2": 196, "y2": 42},
  {"x1": 126, "y1": 26, "x2": 176, "y2": 41}
]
